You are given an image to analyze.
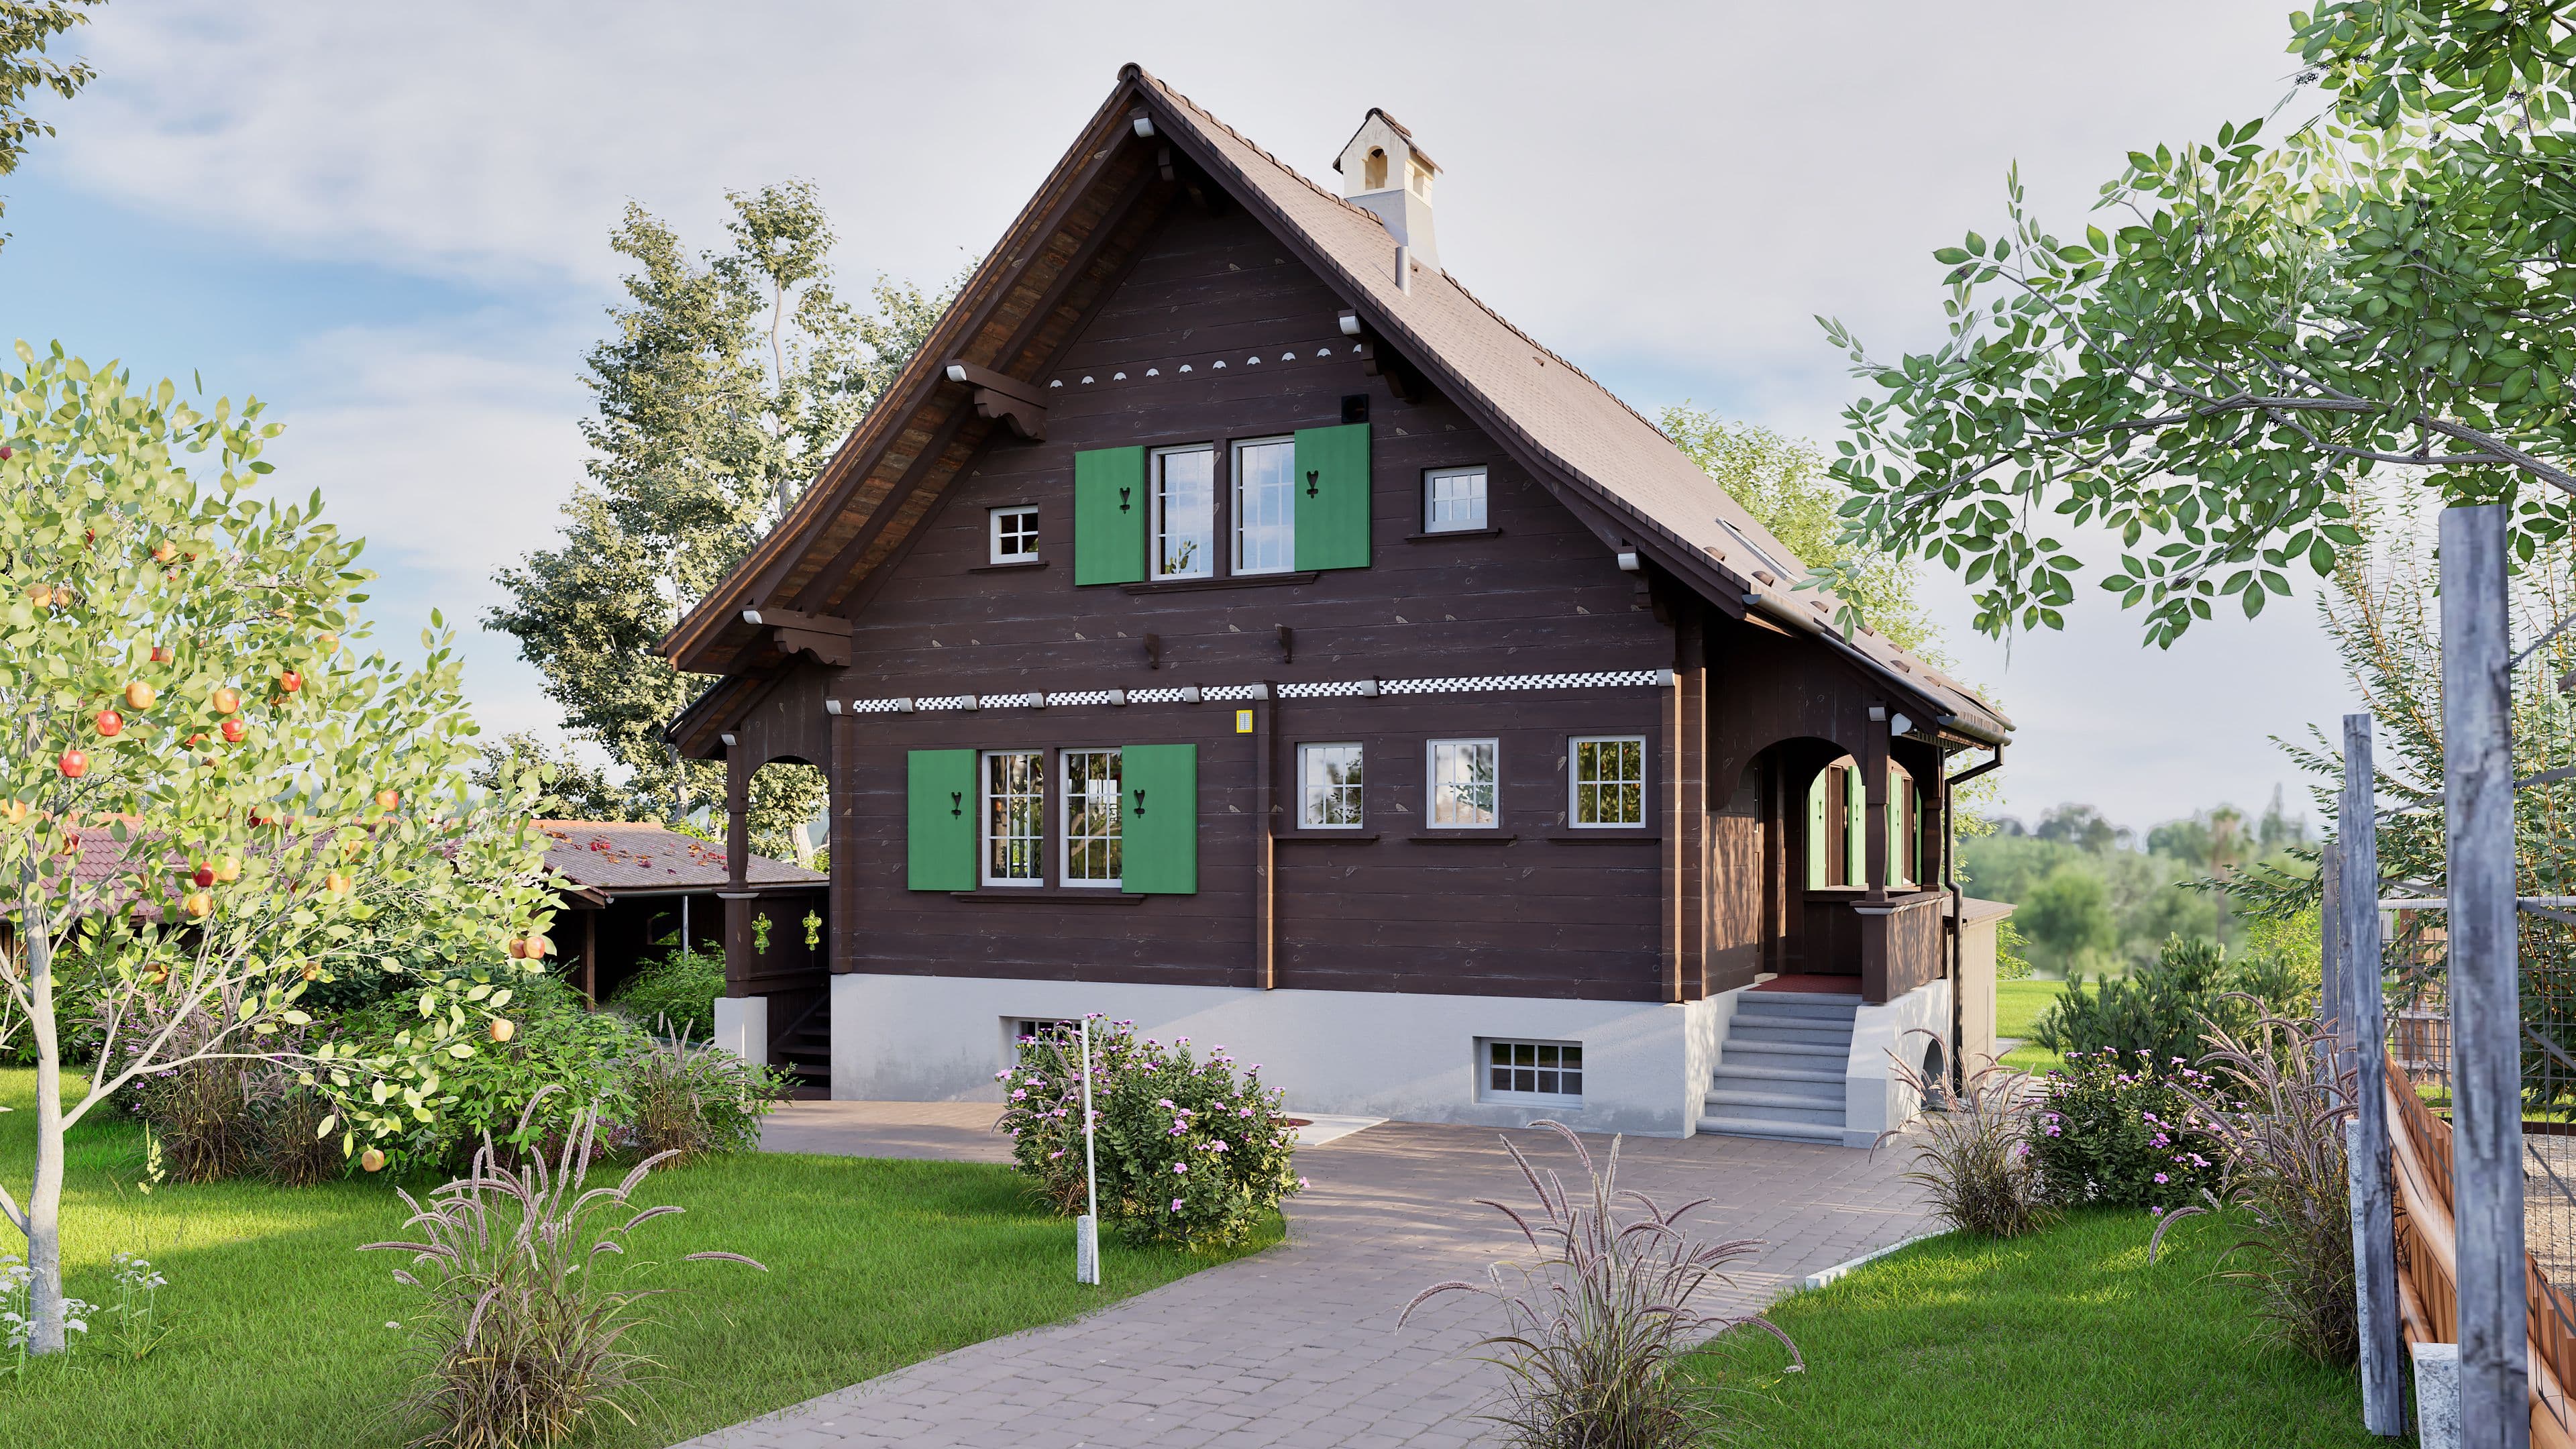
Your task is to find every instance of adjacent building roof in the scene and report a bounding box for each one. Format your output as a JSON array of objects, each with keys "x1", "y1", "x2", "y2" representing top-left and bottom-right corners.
[
  {"x1": 661, "y1": 64, "x2": 2008, "y2": 747},
  {"x1": 537, "y1": 820, "x2": 825, "y2": 896}
]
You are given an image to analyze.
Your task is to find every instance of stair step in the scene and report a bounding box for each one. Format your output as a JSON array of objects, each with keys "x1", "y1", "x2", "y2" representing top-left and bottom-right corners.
[
  {"x1": 1729, "y1": 1024, "x2": 1855, "y2": 1046},
  {"x1": 1703, "y1": 1089, "x2": 1846, "y2": 1126},
  {"x1": 1696, "y1": 1114, "x2": 1847, "y2": 1145},
  {"x1": 1710, "y1": 1064, "x2": 1844, "y2": 1087},
  {"x1": 1737, "y1": 996, "x2": 1862, "y2": 1020},
  {"x1": 1721, "y1": 1038, "x2": 1847, "y2": 1060}
]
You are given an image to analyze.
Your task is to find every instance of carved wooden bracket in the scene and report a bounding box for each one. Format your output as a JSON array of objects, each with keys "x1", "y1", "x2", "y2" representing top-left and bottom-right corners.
[
  {"x1": 740, "y1": 604, "x2": 852, "y2": 668},
  {"x1": 942, "y1": 360, "x2": 1048, "y2": 441}
]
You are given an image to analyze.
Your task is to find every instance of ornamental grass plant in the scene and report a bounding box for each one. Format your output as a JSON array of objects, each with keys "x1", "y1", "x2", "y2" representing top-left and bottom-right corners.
[
  {"x1": 1875, "y1": 1032, "x2": 2054, "y2": 1239},
  {"x1": 1404, "y1": 1122, "x2": 1800, "y2": 1449},
  {"x1": 618, "y1": 1022, "x2": 788, "y2": 1165},
  {"x1": 361, "y1": 1087, "x2": 765, "y2": 1449},
  {"x1": 2151, "y1": 1008, "x2": 2358, "y2": 1363}
]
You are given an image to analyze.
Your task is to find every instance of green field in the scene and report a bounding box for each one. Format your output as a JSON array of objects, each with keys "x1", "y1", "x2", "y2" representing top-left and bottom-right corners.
[
  {"x1": 1696, "y1": 1210, "x2": 2377, "y2": 1447},
  {"x1": 0, "y1": 1071, "x2": 1271, "y2": 1448},
  {"x1": 1995, "y1": 977, "x2": 2068, "y2": 1074}
]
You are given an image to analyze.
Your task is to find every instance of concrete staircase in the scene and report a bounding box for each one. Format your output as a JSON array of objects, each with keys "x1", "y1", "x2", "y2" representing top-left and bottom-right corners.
[{"x1": 1697, "y1": 989, "x2": 1860, "y2": 1145}]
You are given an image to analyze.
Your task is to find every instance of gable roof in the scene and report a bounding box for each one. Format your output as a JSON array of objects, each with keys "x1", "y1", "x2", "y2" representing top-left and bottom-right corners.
[
  {"x1": 661, "y1": 65, "x2": 2008, "y2": 748},
  {"x1": 537, "y1": 819, "x2": 824, "y2": 896}
]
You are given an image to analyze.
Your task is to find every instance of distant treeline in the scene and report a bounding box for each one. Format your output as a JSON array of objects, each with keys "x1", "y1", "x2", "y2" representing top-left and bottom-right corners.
[{"x1": 1965, "y1": 793, "x2": 2310, "y2": 979}]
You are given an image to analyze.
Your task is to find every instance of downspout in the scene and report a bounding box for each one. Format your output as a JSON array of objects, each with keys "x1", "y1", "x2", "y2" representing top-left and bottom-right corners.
[{"x1": 1944, "y1": 741, "x2": 2006, "y2": 1092}]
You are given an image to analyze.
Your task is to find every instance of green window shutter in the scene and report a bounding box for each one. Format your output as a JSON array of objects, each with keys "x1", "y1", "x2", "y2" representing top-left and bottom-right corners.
[
  {"x1": 1074, "y1": 445, "x2": 1148, "y2": 585},
  {"x1": 1805, "y1": 767, "x2": 1829, "y2": 888},
  {"x1": 1120, "y1": 743, "x2": 1197, "y2": 894},
  {"x1": 1293, "y1": 423, "x2": 1371, "y2": 571},
  {"x1": 1845, "y1": 763, "x2": 1866, "y2": 888},
  {"x1": 1886, "y1": 769, "x2": 1907, "y2": 888},
  {"x1": 906, "y1": 749, "x2": 977, "y2": 891}
]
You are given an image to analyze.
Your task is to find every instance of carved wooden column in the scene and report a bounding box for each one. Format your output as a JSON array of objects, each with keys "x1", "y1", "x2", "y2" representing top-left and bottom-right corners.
[{"x1": 723, "y1": 749, "x2": 753, "y2": 997}]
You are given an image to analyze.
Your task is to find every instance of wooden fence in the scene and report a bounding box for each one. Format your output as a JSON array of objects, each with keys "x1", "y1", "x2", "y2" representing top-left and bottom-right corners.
[{"x1": 2385, "y1": 1055, "x2": 2576, "y2": 1445}]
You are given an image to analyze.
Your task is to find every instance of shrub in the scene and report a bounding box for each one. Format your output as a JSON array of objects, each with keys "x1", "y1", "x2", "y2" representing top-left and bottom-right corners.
[
  {"x1": 2027, "y1": 1048, "x2": 2224, "y2": 1212},
  {"x1": 2152, "y1": 1010, "x2": 2358, "y2": 1362},
  {"x1": 346, "y1": 973, "x2": 641, "y2": 1173},
  {"x1": 995, "y1": 1019, "x2": 1301, "y2": 1249},
  {"x1": 618, "y1": 1026, "x2": 789, "y2": 1165},
  {"x1": 258, "y1": 1087, "x2": 343, "y2": 1187},
  {"x1": 1876, "y1": 1032, "x2": 2054, "y2": 1238},
  {"x1": 1994, "y1": 918, "x2": 2034, "y2": 981},
  {"x1": 607, "y1": 949, "x2": 724, "y2": 1039},
  {"x1": 2032, "y1": 934, "x2": 2300, "y2": 1063},
  {"x1": 362, "y1": 1090, "x2": 765, "y2": 1448},
  {"x1": 1403, "y1": 1122, "x2": 1799, "y2": 1448},
  {"x1": 123, "y1": 1004, "x2": 294, "y2": 1185}
]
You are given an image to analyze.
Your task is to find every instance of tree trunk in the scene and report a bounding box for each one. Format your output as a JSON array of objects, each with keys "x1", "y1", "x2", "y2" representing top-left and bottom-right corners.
[{"x1": 21, "y1": 896, "x2": 64, "y2": 1355}]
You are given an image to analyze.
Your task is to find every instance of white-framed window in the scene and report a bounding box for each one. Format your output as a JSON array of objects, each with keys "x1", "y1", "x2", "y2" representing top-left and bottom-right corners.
[
  {"x1": 1061, "y1": 748, "x2": 1122, "y2": 887},
  {"x1": 1482, "y1": 1038, "x2": 1583, "y2": 1105},
  {"x1": 1151, "y1": 444, "x2": 1216, "y2": 580},
  {"x1": 1012, "y1": 1018, "x2": 1079, "y2": 1045},
  {"x1": 1297, "y1": 743, "x2": 1364, "y2": 828},
  {"x1": 1427, "y1": 738, "x2": 1499, "y2": 828},
  {"x1": 988, "y1": 505, "x2": 1040, "y2": 564},
  {"x1": 981, "y1": 750, "x2": 1045, "y2": 886},
  {"x1": 1570, "y1": 736, "x2": 1646, "y2": 828},
  {"x1": 1424, "y1": 466, "x2": 1488, "y2": 533},
  {"x1": 1232, "y1": 436, "x2": 1296, "y2": 575}
]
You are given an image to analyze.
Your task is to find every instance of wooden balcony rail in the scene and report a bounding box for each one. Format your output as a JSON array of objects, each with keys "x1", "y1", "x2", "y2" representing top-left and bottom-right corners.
[{"x1": 1857, "y1": 890, "x2": 1947, "y2": 1005}]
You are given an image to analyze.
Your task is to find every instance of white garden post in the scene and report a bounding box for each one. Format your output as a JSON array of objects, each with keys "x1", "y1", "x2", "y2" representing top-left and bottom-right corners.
[{"x1": 1077, "y1": 1016, "x2": 1101, "y2": 1285}]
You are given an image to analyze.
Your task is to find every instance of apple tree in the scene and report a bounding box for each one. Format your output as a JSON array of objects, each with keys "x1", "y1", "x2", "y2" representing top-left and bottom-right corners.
[{"x1": 0, "y1": 342, "x2": 559, "y2": 1354}]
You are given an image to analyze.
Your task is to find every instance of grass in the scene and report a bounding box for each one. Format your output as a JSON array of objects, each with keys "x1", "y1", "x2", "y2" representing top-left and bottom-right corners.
[
  {"x1": 1996, "y1": 977, "x2": 2068, "y2": 1074},
  {"x1": 0, "y1": 1069, "x2": 1275, "y2": 1448},
  {"x1": 1690, "y1": 1210, "x2": 2378, "y2": 1448}
]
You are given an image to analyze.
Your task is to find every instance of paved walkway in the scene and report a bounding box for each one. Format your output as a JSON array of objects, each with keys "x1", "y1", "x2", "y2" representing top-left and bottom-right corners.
[{"x1": 678, "y1": 1109, "x2": 1933, "y2": 1449}]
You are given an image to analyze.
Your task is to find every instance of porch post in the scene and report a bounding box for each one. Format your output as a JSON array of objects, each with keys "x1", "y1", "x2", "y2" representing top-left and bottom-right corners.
[
  {"x1": 1862, "y1": 719, "x2": 1889, "y2": 902},
  {"x1": 723, "y1": 750, "x2": 753, "y2": 994}
]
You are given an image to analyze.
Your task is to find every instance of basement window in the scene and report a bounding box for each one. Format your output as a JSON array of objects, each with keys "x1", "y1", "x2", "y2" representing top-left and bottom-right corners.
[
  {"x1": 1482, "y1": 1038, "x2": 1583, "y2": 1106},
  {"x1": 989, "y1": 506, "x2": 1040, "y2": 564}
]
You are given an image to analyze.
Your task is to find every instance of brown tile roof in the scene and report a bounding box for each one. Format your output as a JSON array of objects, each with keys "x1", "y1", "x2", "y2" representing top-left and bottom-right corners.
[{"x1": 535, "y1": 820, "x2": 824, "y2": 894}]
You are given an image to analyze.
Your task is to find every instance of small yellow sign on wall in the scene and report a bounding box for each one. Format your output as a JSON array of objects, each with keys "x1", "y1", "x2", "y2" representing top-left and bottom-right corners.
[{"x1": 1235, "y1": 709, "x2": 1254, "y2": 734}]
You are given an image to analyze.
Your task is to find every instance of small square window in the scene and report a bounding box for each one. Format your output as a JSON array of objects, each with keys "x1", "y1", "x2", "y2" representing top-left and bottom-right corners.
[
  {"x1": 989, "y1": 506, "x2": 1040, "y2": 564},
  {"x1": 1570, "y1": 736, "x2": 1646, "y2": 828},
  {"x1": 1427, "y1": 739, "x2": 1498, "y2": 828},
  {"x1": 1424, "y1": 466, "x2": 1488, "y2": 533},
  {"x1": 1482, "y1": 1038, "x2": 1583, "y2": 1104},
  {"x1": 1298, "y1": 743, "x2": 1364, "y2": 828}
]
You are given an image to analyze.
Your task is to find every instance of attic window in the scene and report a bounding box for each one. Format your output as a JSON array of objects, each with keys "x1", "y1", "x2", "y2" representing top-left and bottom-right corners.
[{"x1": 1364, "y1": 146, "x2": 1389, "y2": 190}]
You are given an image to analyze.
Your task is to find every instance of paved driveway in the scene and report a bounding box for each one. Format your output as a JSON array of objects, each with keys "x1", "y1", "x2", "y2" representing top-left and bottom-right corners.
[{"x1": 676, "y1": 1110, "x2": 1933, "y2": 1449}]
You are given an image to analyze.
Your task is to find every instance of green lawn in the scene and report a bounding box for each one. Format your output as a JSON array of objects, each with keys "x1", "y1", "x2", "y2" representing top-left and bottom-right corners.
[
  {"x1": 1995, "y1": 977, "x2": 2068, "y2": 1074},
  {"x1": 1694, "y1": 1210, "x2": 2378, "y2": 1448},
  {"x1": 0, "y1": 1070, "x2": 1273, "y2": 1448}
]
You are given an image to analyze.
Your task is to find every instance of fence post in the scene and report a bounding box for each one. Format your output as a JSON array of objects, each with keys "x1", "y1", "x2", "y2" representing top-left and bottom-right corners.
[
  {"x1": 2441, "y1": 503, "x2": 2529, "y2": 1449},
  {"x1": 2323, "y1": 839, "x2": 2346, "y2": 1055},
  {"x1": 2344, "y1": 715, "x2": 2404, "y2": 1436}
]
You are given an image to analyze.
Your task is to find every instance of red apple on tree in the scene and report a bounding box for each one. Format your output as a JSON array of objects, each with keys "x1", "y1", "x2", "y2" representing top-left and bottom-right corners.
[
  {"x1": 375, "y1": 789, "x2": 399, "y2": 812},
  {"x1": 56, "y1": 749, "x2": 86, "y2": 779},
  {"x1": 278, "y1": 671, "x2": 301, "y2": 693},
  {"x1": 93, "y1": 710, "x2": 121, "y2": 738},
  {"x1": 219, "y1": 718, "x2": 248, "y2": 744},
  {"x1": 150, "y1": 645, "x2": 173, "y2": 664},
  {"x1": 191, "y1": 865, "x2": 215, "y2": 888}
]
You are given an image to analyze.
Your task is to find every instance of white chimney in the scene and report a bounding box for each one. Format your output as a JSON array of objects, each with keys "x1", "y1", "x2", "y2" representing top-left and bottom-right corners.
[{"x1": 1334, "y1": 109, "x2": 1439, "y2": 272}]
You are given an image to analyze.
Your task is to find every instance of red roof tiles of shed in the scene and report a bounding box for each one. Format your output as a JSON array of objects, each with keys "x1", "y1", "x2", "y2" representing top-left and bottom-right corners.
[{"x1": 536, "y1": 820, "x2": 823, "y2": 894}]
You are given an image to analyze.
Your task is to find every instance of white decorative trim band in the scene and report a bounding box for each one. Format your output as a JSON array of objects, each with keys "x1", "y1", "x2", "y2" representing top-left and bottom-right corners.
[{"x1": 829, "y1": 669, "x2": 1674, "y2": 718}]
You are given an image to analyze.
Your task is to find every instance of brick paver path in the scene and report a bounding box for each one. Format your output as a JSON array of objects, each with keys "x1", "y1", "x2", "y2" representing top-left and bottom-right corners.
[{"x1": 677, "y1": 1114, "x2": 1933, "y2": 1449}]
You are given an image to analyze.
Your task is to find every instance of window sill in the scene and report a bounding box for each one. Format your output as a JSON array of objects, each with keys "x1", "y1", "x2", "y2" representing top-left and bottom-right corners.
[
  {"x1": 1273, "y1": 830, "x2": 1379, "y2": 843},
  {"x1": 949, "y1": 889, "x2": 1148, "y2": 904},
  {"x1": 1542, "y1": 830, "x2": 1659, "y2": 843},
  {"x1": 1483, "y1": 1095, "x2": 1583, "y2": 1110},
  {"x1": 969, "y1": 559, "x2": 1049, "y2": 574},
  {"x1": 1406, "y1": 527, "x2": 1502, "y2": 542},
  {"x1": 1118, "y1": 572, "x2": 1318, "y2": 594},
  {"x1": 1404, "y1": 832, "x2": 1517, "y2": 845}
]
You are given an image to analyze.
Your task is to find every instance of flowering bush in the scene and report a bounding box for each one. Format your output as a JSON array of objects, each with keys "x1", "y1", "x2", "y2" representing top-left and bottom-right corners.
[
  {"x1": 2027, "y1": 1048, "x2": 2224, "y2": 1213},
  {"x1": 995, "y1": 1018, "x2": 1301, "y2": 1249}
]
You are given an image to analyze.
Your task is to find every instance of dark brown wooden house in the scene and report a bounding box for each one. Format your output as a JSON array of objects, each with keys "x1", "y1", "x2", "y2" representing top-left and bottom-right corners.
[{"x1": 665, "y1": 71, "x2": 2011, "y2": 1142}]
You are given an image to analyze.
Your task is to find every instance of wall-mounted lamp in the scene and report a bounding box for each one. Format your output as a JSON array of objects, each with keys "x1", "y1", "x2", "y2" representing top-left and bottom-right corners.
[
  {"x1": 1131, "y1": 114, "x2": 1157, "y2": 138},
  {"x1": 1354, "y1": 678, "x2": 1382, "y2": 698},
  {"x1": 1890, "y1": 712, "x2": 1913, "y2": 737},
  {"x1": 1338, "y1": 311, "x2": 1362, "y2": 337},
  {"x1": 1616, "y1": 551, "x2": 1642, "y2": 573},
  {"x1": 961, "y1": 694, "x2": 981, "y2": 712},
  {"x1": 1106, "y1": 689, "x2": 1128, "y2": 706},
  {"x1": 824, "y1": 700, "x2": 845, "y2": 716},
  {"x1": 1178, "y1": 685, "x2": 1203, "y2": 704},
  {"x1": 1866, "y1": 705, "x2": 1887, "y2": 723},
  {"x1": 718, "y1": 732, "x2": 737, "y2": 748},
  {"x1": 740, "y1": 609, "x2": 764, "y2": 625},
  {"x1": 891, "y1": 698, "x2": 916, "y2": 714}
]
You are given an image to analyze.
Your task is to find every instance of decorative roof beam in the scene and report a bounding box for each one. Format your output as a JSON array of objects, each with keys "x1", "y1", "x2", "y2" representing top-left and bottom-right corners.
[{"x1": 943, "y1": 361, "x2": 1048, "y2": 441}]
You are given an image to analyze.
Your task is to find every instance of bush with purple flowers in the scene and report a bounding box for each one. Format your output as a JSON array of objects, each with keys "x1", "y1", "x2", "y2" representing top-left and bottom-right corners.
[
  {"x1": 2026, "y1": 1047, "x2": 2223, "y2": 1212},
  {"x1": 994, "y1": 1018, "x2": 1301, "y2": 1249}
]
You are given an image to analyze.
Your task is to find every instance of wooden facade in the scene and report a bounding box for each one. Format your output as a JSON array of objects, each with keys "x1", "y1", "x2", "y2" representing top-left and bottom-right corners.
[{"x1": 663, "y1": 68, "x2": 2009, "y2": 1112}]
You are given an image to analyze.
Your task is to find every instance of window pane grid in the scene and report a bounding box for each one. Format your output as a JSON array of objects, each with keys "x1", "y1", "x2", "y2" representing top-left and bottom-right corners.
[
  {"x1": 983, "y1": 751, "x2": 1044, "y2": 884},
  {"x1": 1152, "y1": 447, "x2": 1214, "y2": 580},
  {"x1": 1485, "y1": 1040, "x2": 1582, "y2": 1099},
  {"x1": 1299, "y1": 743, "x2": 1364, "y2": 828},
  {"x1": 1062, "y1": 749, "x2": 1122, "y2": 885},
  {"x1": 1233, "y1": 439, "x2": 1295, "y2": 575},
  {"x1": 1572, "y1": 737, "x2": 1645, "y2": 826},
  {"x1": 1429, "y1": 739, "x2": 1497, "y2": 828},
  {"x1": 1426, "y1": 466, "x2": 1487, "y2": 532},
  {"x1": 990, "y1": 506, "x2": 1038, "y2": 562}
]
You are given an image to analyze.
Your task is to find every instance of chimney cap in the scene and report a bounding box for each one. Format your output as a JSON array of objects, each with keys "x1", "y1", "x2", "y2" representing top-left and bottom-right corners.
[{"x1": 1332, "y1": 108, "x2": 1440, "y2": 176}]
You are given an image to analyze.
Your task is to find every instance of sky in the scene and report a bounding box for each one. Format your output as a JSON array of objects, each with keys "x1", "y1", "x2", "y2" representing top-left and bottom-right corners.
[{"x1": 0, "y1": 0, "x2": 2361, "y2": 836}]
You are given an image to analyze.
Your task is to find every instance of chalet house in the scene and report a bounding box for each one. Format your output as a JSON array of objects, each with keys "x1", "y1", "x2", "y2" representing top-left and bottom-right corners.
[{"x1": 662, "y1": 68, "x2": 2013, "y2": 1144}]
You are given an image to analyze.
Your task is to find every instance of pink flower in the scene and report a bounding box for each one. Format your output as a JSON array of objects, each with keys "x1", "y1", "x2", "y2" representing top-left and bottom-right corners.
[
  {"x1": 1173, "y1": 1162, "x2": 1188, "y2": 1173},
  {"x1": 1011, "y1": 1089, "x2": 1026, "y2": 1101},
  {"x1": 2153, "y1": 1172, "x2": 2169, "y2": 1184},
  {"x1": 1171, "y1": 1198, "x2": 1185, "y2": 1212},
  {"x1": 1297, "y1": 1176, "x2": 1309, "y2": 1189}
]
